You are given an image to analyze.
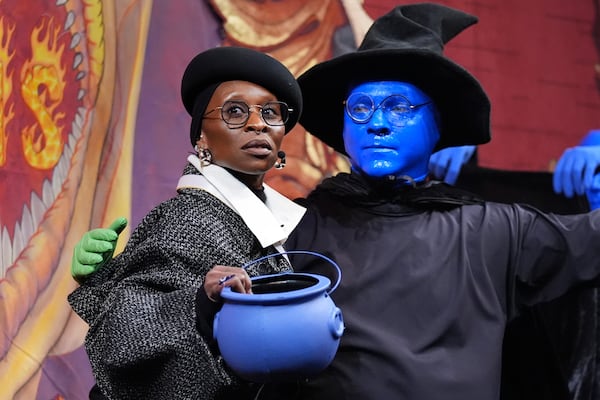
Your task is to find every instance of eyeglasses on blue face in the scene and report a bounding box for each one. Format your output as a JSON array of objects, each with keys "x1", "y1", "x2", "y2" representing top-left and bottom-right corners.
[{"x1": 344, "y1": 93, "x2": 432, "y2": 126}]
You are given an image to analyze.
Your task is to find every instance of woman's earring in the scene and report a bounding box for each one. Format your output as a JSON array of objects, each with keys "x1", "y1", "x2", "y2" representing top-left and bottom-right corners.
[
  {"x1": 199, "y1": 148, "x2": 213, "y2": 166},
  {"x1": 274, "y1": 151, "x2": 286, "y2": 169}
]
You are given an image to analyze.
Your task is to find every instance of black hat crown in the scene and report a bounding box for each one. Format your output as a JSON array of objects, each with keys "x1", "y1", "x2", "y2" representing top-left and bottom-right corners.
[{"x1": 358, "y1": 3, "x2": 478, "y2": 54}]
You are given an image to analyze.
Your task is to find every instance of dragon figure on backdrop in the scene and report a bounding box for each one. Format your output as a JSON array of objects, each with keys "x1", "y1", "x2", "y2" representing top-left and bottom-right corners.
[
  {"x1": 0, "y1": 0, "x2": 150, "y2": 398},
  {"x1": 0, "y1": 1, "x2": 360, "y2": 397}
]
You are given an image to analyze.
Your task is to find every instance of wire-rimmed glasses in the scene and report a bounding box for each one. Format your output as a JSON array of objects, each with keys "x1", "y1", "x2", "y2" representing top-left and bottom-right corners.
[
  {"x1": 344, "y1": 93, "x2": 432, "y2": 126},
  {"x1": 203, "y1": 100, "x2": 292, "y2": 128}
]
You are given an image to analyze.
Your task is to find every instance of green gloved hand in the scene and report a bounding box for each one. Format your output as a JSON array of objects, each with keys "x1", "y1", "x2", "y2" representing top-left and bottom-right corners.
[{"x1": 71, "y1": 217, "x2": 128, "y2": 283}]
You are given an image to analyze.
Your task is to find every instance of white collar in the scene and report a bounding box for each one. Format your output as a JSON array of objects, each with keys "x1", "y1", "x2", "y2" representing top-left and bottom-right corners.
[{"x1": 176, "y1": 155, "x2": 305, "y2": 249}]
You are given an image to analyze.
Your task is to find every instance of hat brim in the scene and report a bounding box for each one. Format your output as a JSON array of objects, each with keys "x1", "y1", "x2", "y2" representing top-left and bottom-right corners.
[{"x1": 297, "y1": 49, "x2": 491, "y2": 155}]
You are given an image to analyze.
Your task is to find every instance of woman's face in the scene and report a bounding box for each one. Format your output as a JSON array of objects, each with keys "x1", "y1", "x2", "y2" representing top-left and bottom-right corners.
[
  {"x1": 198, "y1": 81, "x2": 286, "y2": 183},
  {"x1": 342, "y1": 81, "x2": 439, "y2": 181}
]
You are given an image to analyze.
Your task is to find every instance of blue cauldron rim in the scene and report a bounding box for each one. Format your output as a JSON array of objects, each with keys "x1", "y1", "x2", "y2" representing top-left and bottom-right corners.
[{"x1": 220, "y1": 272, "x2": 332, "y2": 304}]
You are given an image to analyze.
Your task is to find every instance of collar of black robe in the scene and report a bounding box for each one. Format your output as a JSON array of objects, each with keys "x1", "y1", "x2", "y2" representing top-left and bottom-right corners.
[{"x1": 309, "y1": 171, "x2": 484, "y2": 212}]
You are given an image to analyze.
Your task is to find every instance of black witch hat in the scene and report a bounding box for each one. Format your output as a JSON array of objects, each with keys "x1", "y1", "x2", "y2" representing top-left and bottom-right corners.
[{"x1": 297, "y1": 2, "x2": 491, "y2": 155}]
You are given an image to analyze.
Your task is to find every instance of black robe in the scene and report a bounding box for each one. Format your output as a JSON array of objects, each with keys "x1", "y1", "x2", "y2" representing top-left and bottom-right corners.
[
  {"x1": 455, "y1": 165, "x2": 597, "y2": 400},
  {"x1": 283, "y1": 171, "x2": 600, "y2": 400}
]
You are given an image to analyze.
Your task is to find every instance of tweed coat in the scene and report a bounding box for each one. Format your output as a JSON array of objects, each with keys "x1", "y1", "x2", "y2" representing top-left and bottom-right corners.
[{"x1": 69, "y1": 163, "x2": 294, "y2": 400}]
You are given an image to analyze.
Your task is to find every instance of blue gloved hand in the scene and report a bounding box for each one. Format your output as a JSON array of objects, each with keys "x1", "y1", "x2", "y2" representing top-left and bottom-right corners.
[
  {"x1": 579, "y1": 129, "x2": 600, "y2": 146},
  {"x1": 71, "y1": 217, "x2": 128, "y2": 283},
  {"x1": 581, "y1": 130, "x2": 600, "y2": 210},
  {"x1": 553, "y1": 145, "x2": 600, "y2": 197},
  {"x1": 587, "y1": 174, "x2": 600, "y2": 210},
  {"x1": 428, "y1": 145, "x2": 476, "y2": 185}
]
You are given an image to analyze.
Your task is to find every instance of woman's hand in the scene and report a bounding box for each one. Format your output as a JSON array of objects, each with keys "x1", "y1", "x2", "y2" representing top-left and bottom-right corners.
[{"x1": 204, "y1": 265, "x2": 253, "y2": 301}]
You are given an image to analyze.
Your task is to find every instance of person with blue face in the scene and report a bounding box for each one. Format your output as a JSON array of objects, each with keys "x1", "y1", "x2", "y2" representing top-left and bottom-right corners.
[
  {"x1": 343, "y1": 81, "x2": 439, "y2": 182},
  {"x1": 69, "y1": 3, "x2": 600, "y2": 400},
  {"x1": 286, "y1": 3, "x2": 600, "y2": 400}
]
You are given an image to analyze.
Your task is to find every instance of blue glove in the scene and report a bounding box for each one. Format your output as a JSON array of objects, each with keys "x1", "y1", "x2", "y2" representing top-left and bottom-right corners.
[
  {"x1": 553, "y1": 145, "x2": 600, "y2": 197},
  {"x1": 579, "y1": 129, "x2": 600, "y2": 146},
  {"x1": 581, "y1": 130, "x2": 600, "y2": 210},
  {"x1": 428, "y1": 145, "x2": 476, "y2": 185},
  {"x1": 587, "y1": 174, "x2": 600, "y2": 210}
]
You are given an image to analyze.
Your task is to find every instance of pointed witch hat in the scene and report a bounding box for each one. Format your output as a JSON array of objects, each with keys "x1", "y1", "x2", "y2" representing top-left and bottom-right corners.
[{"x1": 298, "y1": 2, "x2": 491, "y2": 155}]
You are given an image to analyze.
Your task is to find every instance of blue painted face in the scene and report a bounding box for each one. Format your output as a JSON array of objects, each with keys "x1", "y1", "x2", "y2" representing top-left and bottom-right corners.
[{"x1": 342, "y1": 81, "x2": 440, "y2": 182}]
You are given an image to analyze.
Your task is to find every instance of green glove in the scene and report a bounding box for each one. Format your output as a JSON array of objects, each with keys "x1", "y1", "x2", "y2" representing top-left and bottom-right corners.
[{"x1": 71, "y1": 217, "x2": 128, "y2": 283}]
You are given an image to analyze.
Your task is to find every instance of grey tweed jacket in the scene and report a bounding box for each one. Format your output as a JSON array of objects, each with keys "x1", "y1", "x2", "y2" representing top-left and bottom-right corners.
[{"x1": 69, "y1": 164, "x2": 291, "y2": 400}]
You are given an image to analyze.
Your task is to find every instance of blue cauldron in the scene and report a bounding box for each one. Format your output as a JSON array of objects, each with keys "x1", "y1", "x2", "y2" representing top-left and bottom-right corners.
[{"x1": 213, "y1": 250, "x2": 344, "y2": 382}]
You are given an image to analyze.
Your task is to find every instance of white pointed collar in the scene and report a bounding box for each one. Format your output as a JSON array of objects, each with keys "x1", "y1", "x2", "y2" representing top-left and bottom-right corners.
[{"x1": 176, "y1": 155, "x2": 305, "y2": 249}]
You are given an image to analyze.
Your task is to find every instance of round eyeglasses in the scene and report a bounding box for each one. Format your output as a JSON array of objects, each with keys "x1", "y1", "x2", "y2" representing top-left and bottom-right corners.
[
  {"x1": 344, "y1": 93, "x2": 432, "y2": 126},
  {"x1": 203, "y1": 100, "x2": 292, "y2": 128}
]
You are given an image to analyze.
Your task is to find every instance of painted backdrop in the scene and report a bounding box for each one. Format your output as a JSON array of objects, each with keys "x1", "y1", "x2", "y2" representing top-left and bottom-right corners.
[{"x1": 0, "y1": 0, "x2": 599, "y2": 398}]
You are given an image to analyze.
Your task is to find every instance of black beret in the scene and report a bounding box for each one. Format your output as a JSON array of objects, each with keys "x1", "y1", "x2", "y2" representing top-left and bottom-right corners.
[{"x1": 181, "y1": 47, "x2": 302, "y2": 145}]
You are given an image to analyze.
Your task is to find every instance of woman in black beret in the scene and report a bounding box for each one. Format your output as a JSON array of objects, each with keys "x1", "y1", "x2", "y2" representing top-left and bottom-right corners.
[{"x1": 68, "y1": 46, "x2": 305, "y2": 400}]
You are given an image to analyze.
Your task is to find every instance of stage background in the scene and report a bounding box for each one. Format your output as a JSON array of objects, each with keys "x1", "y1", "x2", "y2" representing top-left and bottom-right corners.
[{"x1": 0, "y1": 0, "x2": 598, "y2": 398}]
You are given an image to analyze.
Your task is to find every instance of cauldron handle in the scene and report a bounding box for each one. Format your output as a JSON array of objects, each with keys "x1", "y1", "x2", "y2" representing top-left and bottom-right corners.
[{"x1": 241, "y1": 250, "x2": 342, "y2": 294}]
